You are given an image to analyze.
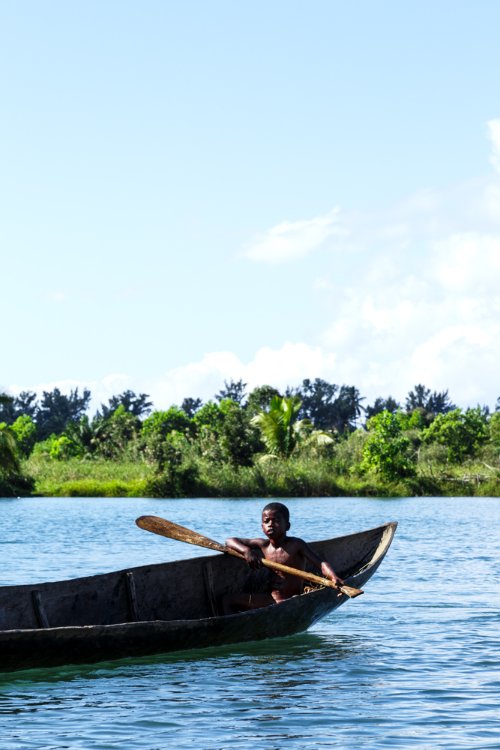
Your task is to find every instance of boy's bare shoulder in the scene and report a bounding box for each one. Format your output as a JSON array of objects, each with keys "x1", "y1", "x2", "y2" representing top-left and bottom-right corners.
[
  {"x1": 285, "y1": 536, "x2": 308, "y2": 551},
  {"x1": 246, "y1": 537, "x2": 268, "y2": 548}
]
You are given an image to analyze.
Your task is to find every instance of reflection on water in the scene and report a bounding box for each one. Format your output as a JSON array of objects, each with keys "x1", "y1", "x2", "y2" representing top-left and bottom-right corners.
[
  {"x1": 0, "y1": 631, "x2": 360, "y2": 688},
  {"x1": 0, "y1": 639, "x2": 379, "y2": 750}
]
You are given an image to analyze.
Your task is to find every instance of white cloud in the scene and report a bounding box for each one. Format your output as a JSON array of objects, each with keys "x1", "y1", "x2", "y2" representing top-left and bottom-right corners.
[
  {"x1": 482, "y1": 184, "x2": 500, "y2": 220},
  {"x1": 148, "y1": 352, "x2": 244, "y2": 407},
  {"x1": 6, "y1": 346, "x2": 339, "y2": 413},
  {"x1": 488, "y1": 119, "x2": 500, "y2": 173},
  {"x1": 9, "y1": 123, "x2": 500, "y2": 413},
  {"x1": 146, "y1": 344, "x2": 338, "y2": 408},
  {"x1": 311, "y1": 138, "x2": 500, "y2": 408},
  {"x1": 10, "y1": 210, "x2": 500, "y2": 412},
  {"x1": 245, "y1": 343, "x2": 337, "y2": 387},
  {"x1": 408, "y1": 323, "x2": 498, "y2": 405},
  {"x1": 244, "y1": 207, "x2": 343, "y2": 263},
  {"x1": 431, "y1": 232, "x2": 500, "y2": 291}
]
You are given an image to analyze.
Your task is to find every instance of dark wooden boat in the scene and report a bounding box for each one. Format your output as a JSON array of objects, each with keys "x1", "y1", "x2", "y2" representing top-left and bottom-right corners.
[{"x1": 0, "y1": 521, "x2": 397, "y2": 672}]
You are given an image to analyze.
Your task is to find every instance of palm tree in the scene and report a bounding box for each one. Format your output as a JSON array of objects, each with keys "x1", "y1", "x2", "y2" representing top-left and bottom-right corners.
[
  {"x1": 251, "y1": 396, "x2": 306, "y2": 458},
  {"x1": 0, "y1": 424, "x2": 21, "y2": 475},
  {"x1": 64, "y1": 414, "x2": 108, "y2": 457}
]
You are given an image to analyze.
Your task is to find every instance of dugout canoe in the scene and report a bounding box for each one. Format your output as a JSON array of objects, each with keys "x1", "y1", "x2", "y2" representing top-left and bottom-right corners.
[{"x1": 0, "y1": 521, "x2": 397, "y2": 672}]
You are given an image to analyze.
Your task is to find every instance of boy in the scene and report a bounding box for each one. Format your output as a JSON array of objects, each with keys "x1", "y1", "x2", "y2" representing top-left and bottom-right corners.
[{"x1": 222, "y1": 502, "x2": 344, "y2": 613}]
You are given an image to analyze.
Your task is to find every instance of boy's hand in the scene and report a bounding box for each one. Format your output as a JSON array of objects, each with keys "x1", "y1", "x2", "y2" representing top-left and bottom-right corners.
[
  {"x1": 320, "y1": 562, "x2": 344, "y2": 589},
  {"x1": 323, "y1": 570, "x2": 344, "y2": 597},
  {"x1": 330, "y1": 573, "x2": 344, "y2": 588}
]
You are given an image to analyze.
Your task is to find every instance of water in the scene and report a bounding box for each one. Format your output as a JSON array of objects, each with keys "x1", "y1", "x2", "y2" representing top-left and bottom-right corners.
[{"x1": 0, "y1": 496, "x2": 498, "y2": 749}]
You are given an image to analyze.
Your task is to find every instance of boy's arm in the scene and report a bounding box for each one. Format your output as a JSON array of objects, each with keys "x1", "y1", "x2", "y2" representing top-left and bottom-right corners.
[
  {"x1": 300, "y1": 540, "x2": 344, "y2": 587},
  {"x1": 225, "y1": 537, "x2": 265, "y2": 568}
]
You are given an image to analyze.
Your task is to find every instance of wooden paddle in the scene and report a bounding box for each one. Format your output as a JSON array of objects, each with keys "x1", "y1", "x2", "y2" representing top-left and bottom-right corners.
[{"x1": 135, "y1": 515, "x2": 363, "y2": 599}]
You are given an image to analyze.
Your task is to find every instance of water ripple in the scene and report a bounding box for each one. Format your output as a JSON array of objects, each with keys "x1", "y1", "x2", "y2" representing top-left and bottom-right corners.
[{"x1": 0, "y1": 496, "x2": 499, "y2": 749}]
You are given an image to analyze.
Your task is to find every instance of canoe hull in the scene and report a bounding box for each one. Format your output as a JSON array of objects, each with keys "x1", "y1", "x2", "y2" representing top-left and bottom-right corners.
[
  {"x1": 0, "y1": 521, "x2": 397, "y2": 671},
  {"x1": 0, "y1": 587, "x2": 342, "y2": 671}
]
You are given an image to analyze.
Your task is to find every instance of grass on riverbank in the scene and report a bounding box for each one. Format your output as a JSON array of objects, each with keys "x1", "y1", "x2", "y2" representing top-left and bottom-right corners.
[
  {"x1": 26, "y1": 456, "x2": 151, "y2": 497},
  {"x1": 23, "y1": 454, "x2": 500, "y2": 498}
]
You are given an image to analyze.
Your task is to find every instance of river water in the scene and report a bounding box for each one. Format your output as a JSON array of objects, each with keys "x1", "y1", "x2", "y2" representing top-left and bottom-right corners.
[{"x1": 0, "y1": 496, "x2": 498, "y2": 749}]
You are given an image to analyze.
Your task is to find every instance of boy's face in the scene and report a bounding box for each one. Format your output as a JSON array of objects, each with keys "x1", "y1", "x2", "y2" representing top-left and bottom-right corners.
[{"x1": 261, "y1": 509, "x2": 289, "y2": 542}]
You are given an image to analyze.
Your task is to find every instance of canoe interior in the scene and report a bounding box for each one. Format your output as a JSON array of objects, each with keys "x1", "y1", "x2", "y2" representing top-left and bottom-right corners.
[{"x1": 0, "y1": 522, "x2": 397, "y2": 632}]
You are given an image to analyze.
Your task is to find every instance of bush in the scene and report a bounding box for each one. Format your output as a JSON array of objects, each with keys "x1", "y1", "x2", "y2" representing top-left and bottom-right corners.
[
  {"x1": 361, "y1": 411, "x2": 416, "y2": 480},
  {"x1": 489, "y1": 412, "x2": 500, "y2": 450},
  {"x1": 423, "y1": 408, "x2": 489, "y2": 463},
  {"x1": 145, "y1": 460, "x2": 201, "y2": 498},
  {"x1": 10, "y1": 415, "x2": 37, "y2": 457},
  {"x1": 331, "y1": 430, "x2": 368, "y2": 475},
  {"x1": 417, "y1": 441, "x2": 449, "y2": 467}
]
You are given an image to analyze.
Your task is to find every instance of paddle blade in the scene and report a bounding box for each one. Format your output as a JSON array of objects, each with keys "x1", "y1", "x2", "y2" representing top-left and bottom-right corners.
[
  {"x1": 339, "y1": 584, "x2": 363, "y2": 599},
  {"x1": 135, "y1": 515, "x2": 226, "y2": 554}
]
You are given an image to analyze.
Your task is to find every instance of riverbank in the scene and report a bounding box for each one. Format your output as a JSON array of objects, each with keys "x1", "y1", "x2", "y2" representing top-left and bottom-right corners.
[{"x1": 22, "y1": 455, "x2": 500, "y2": 498}]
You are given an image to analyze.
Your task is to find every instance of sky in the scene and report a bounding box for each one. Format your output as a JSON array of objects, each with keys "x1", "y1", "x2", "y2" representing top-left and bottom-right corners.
[{"x1": 1, "y1": 1, "x2": 499, "y2": 413}]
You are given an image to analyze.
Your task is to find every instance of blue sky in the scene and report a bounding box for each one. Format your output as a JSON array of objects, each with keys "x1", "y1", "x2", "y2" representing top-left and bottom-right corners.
[{"x1": 2, "y1": 1, "x2": 499, "y2": 412}]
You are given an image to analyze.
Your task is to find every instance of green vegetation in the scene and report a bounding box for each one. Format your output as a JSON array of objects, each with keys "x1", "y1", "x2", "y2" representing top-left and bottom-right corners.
[
  {"x1": 27, "y1": 456, "x2": 149, "y2": 497},
  {"x1": 0, "y1": 380, "x2": 499, "y2": 498},
  {"x1": 361, "y1": 411, "x2": 416, "y2": 481},
  {"x1": 0, "y1": 422, "x2": 35, "y2": 496}
]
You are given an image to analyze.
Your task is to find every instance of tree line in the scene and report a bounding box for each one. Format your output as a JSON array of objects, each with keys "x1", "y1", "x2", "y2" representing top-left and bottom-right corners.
[{"x1": 0, "y1": 379, "x2": 499, "y2": 497}]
